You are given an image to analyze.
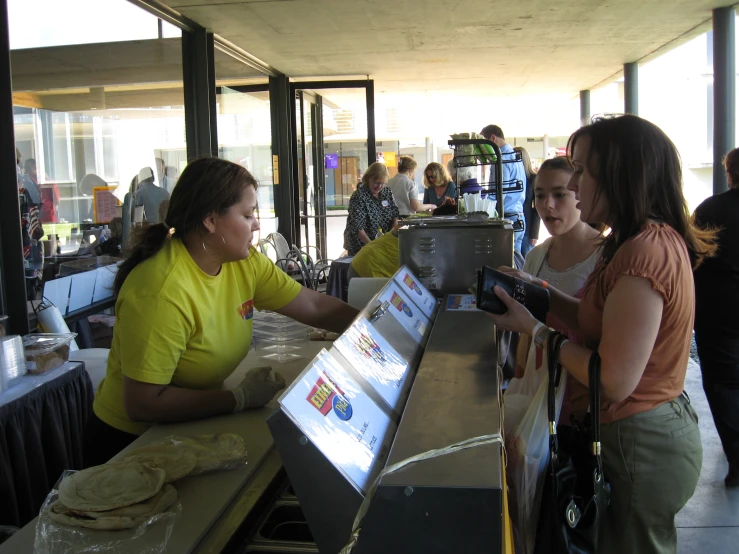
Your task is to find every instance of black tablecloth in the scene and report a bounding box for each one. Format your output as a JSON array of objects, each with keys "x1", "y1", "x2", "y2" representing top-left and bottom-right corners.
[
  {"x1": 326, "y1": 257, "x2": 353, "y2": 302},
  {"x1": 0, "y1": 363, "x2": 93, "y2": 528}
]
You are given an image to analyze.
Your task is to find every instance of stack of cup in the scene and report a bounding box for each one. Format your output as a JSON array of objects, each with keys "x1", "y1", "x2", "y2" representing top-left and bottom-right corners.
[{"x1": 0, "y1": 335, "x2": 26, "y2": 392}]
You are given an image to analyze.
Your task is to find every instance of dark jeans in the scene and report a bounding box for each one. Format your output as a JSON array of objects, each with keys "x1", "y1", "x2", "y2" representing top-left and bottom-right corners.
[
  {"x1": 695, "y1": 331, "x2": 739, "y2": 465},
  {"x1": 83, "y1": 413, "x2": 139, "y2": 468}
]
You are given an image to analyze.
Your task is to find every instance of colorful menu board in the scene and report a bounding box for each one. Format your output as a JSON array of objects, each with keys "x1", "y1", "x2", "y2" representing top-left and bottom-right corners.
[
  {"x1": 393, "y1": 266, "x2": 437, "y2": 319},
  {"x1": 376, "y1": 281, "x2": 430, "y2": 344},
  {"x1": 334, "y1": 317, "x2": 412, "y2": 412},
  {"x1": 279, "y1": 349, "x2": 396, "y2": 493},
  {"x1": 446, "y1": 294, "x2": 478, "y2": 311}
]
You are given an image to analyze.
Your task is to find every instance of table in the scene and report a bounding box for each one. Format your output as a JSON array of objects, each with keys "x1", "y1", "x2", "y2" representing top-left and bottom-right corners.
[
  {"x1": 326, "y1": 256, "x2": 353, "y2": 301},
  {"x1": 0, "y1": 342, "x2": 329, "y2": 554},
  {"x1": 0, "y1": 362, "x2": 93, "y2": 530}
]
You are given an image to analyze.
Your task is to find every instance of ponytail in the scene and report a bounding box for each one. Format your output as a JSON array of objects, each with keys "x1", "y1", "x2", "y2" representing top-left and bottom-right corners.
[{"x1": 114, "y1": 223, "x2": 171, "y2": 294}]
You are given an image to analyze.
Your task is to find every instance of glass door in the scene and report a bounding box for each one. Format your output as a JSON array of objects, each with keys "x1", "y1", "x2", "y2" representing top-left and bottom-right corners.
[{"x1": 292, "y1": 83, "x2": 375, "y2": 260}]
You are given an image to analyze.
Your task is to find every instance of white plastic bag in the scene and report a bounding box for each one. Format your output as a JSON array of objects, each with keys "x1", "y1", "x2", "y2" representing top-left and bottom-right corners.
[{"x1": 504, "y1": 339, "x2": 566, "y2": 554}]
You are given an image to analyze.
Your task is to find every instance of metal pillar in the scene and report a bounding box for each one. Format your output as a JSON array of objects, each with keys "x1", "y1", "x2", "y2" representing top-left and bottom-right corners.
[
  {"x1": 579, "y1": 90, "x2": 591, "y2": 127},
  {"x1": 182, "y1": 27, "x2": 218, "y2": 161},
  {"x1": 0, "y1": 0, "x2": 29, "y2": 335},
  {"x1": 713, "y1": 7, "x2": 736, "y2": 195},
  {"x1": 624, "y1": 63, "x2": 639, "y2": 115},
  {"x1": 366, "y1": 79, "x2": 376, "y2": 164},
  {"x1": 269, "y1": 75, "x2": 297, "y2": 244}
]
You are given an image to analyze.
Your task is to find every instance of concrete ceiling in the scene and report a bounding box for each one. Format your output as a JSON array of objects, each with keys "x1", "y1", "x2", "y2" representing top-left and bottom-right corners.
[{"x1": 162, "y1": 0, "x2": 734, "y2": 96}]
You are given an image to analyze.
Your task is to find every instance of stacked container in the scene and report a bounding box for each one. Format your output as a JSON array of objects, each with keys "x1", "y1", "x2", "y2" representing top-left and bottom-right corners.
[{"x1": 251, "y1": 312, "x2": 311, "y2": 364}]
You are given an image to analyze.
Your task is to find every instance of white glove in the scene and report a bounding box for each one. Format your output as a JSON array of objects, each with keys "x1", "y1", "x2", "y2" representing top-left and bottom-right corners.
[{"x1": 230, "y1": 366, "x2": 286, "y2": 412}]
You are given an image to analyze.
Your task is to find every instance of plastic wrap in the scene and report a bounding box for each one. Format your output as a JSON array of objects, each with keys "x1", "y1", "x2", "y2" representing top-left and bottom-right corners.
[
  {"x1": 34, "y1": 471, "x2": 181, "y2": 554},
  {"x1": 503, "y1": 341, "x2": 565, "y2": 554},
  {"x1": 134, "y1": 433, "x2": 248, "y2": 476}
]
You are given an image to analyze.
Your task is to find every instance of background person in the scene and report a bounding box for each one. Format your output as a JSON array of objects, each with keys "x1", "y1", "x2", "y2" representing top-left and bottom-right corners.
[
  {"x1": 86, "y1": 158, "x2": 358, "y2": 466},
  {"x1": 422, "y1": 162, "x2": 456, "y2": 207},
  {"x1": 480, "y1": 124, "x2": 527, "y2": 252},
  {"x1": 135, "y1": 167, "x2": 170, "y2": 224},
  {"x1": 490, "y1": 115, "x2": 714, "y2": 554},
  {"x1": 514, "y1": 146, "x2": 540, "y2": 257},
  {"x1": 693, "y1": 146, "x2": 739, "y2": 487},
  {"x1": 386, "y1": 155, "x2": 435, "y2": 216},
  {"x1": 342, "y1": 162, "x2": 399, "y2": 256},
  {"x1": 349, "y1": 224, "x2": 400, "y2": 279}
]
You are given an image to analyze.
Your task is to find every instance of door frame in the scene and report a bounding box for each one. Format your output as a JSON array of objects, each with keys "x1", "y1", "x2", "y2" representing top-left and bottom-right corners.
[{"x1": 289, "y1": 79, "x2": 375, "y2": 259}]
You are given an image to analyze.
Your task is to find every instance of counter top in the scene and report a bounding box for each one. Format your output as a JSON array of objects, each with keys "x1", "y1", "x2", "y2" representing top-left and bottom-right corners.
[{"x1": 0, "y1": 341, "x2": 329, "y2": 554}]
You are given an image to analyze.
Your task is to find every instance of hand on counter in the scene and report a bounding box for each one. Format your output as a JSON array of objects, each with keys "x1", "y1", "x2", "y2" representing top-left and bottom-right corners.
[{"x1": 230, "y1": 366, "x2": 286, "y2": 412}]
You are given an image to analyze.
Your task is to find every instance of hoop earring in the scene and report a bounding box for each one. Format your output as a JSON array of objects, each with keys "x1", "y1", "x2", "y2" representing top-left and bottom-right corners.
[{"x1": 202, "y1": 232, "x2": 227, "y2": 254}]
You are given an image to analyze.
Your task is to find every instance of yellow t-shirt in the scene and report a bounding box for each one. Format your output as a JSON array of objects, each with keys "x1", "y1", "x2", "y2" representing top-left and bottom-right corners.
[
  {"x1": 93, "y1": 238, "x2": 302, "y2": 434},
  {"x1": 350, "y1": 232, "x2": 399, "y2": 278}
]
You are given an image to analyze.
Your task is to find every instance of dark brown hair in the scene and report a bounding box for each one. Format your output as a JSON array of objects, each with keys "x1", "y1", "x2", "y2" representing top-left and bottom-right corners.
[
  {"x1": 480, "y1": 124, "x2": 504, "y2": 140},
  {"x1": 538, "y1": 156, "x2": 572, "y2": 174},
  {"x1": 114, "y1": 158, "x2": 258, "y2": 294},
  {"x1": 724, "y1": 147, "x2": 739, "y2": 188},
  {"x1": 567, "y1": 115, "x2": 716, "y2": 268}
]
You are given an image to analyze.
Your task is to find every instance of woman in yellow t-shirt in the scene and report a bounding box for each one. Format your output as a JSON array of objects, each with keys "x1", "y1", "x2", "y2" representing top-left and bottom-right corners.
[{"x1": 86, "y1": 158, "x2": 358, "y2": 466}]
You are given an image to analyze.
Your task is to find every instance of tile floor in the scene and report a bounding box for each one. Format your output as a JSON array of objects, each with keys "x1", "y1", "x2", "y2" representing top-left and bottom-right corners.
[{"x1": 676, "y1": 360, "x2": 739, "y2": 553}]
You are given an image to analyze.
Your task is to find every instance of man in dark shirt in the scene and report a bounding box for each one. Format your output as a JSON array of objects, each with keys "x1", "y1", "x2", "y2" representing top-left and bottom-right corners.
[{"x1": 694, "y1": 147, "x2": 739, "y2": 487}]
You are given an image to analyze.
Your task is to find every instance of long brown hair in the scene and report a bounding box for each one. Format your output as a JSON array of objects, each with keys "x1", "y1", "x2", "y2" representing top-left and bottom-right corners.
[
  {"x1": 567, "y1": 115, "x2": 716, "y2": 268},
  {"x1": 114, "y1": 158, "x2": 258, "y2": 294}
]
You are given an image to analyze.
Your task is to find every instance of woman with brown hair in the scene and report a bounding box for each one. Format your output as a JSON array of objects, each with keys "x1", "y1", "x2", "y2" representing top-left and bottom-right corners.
[
  {"x1": 693, "y1": 147, "x2": 739, "y2": 487},
  {"x1": 489, "y1": 115, "x2": 715, "y2": 554},
  {"x1": 513, "y1": 146, "x2": 541, "y2": 257},
  {"x1": 422, "y1": 162, "x2": 457, "y2": 207},
  {"x1": 86, "y1": 158, "x2": 358, "y2": 466}
]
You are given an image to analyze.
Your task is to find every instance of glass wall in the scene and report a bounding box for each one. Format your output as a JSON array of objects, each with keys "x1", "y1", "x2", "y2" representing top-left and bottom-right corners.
[{"x1": 10, "y1": 0, "x2": 186, "y2": 264}]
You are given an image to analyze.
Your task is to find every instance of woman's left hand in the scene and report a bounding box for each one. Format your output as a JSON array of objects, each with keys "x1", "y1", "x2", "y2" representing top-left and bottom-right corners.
[{"x1": 487, "y1": 286, "x2": 540, "y2": 335}]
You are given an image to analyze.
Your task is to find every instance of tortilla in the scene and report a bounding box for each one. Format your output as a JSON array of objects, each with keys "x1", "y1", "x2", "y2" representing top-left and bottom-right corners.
[
  {"x1": 48, "y1": 485, "x2": 178, "y2": 530},
  {"x1": 119, "y1": 445, "x2": 198, "y2": 483},
  {"x1": 175, "y1": 433, "x2": 247, "y2": 473},
  {"x1": 58, "y1": 461, "x2": 165, "y2": 512}
]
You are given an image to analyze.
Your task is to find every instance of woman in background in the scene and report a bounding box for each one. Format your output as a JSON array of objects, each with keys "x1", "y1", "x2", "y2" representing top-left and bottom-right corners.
[
  {"x1": 514, "y1": 146, "x2": 540, "y2": 257},
  {"x1": 343, "y1": 162, "x2": 399, "y2": 256},
  {"x1": 422, "y1": 162, "x2": 457, "y2": 207},
  {"x1": 386, "y1": 155, "x2": 435, "y2": 217}
]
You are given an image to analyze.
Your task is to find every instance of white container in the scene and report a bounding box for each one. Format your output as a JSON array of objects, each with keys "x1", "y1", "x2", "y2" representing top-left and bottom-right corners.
[{"x1": 0, "y1": 335, "x2": 26, "y2": 392}]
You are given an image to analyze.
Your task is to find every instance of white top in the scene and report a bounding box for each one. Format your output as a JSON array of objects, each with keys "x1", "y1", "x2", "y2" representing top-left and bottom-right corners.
[
  {"x1": 386, "y1": 173, "x2": 419, "y2": 216},
  {"x1": 523, "y1": 237, "x2": 601, "y2": 296}
]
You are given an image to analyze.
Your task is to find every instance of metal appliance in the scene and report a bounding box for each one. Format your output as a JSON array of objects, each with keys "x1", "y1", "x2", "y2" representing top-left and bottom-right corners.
[{"x1": 398, "y1": 215, "x2": 514, "y2": 296}]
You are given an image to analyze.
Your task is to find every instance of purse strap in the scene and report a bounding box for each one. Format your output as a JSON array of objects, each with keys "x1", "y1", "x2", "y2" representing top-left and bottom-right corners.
[
  {"x1": 588, "y1": 352, "x2": 603, "y2": 479},
  {"x1": 546, "y1": 331, "x2": 567, "y2": 460}
]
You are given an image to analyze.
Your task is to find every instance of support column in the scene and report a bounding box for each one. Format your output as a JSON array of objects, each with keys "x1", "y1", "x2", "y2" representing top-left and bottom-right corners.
[
  {"x1": 0, "y1": 0, "x2": 29, "y2": 334},
  {"x1": 579, "y1": 90, "x2": 591, "y2": 127},
  {"x1": 365, "y1": 79, "x2": 376, "y2": 164},
  {"x1": 269, "y1": 75, "x2": 297, "y2": 244},
  {"x1": 713, "y1": 6, "x2": 736, "y2": 195},
  {"x1": 182, "y1": 27, "x2": 218, "y2": 160},
  {"x1": 624, "y1": 63, "x2": 639, "y2": 115}
]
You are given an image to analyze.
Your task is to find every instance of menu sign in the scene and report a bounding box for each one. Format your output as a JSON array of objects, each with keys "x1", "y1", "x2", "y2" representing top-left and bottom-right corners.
[
  {"x1": 393, "y1": 266, "x2": 437, "y2": 319},
  {"x1": 376, "y1": 282, "x2": 430, "y2": 344},
  {"x1": 334, "y1": 317, "x2": 411, "y2": 412},
  {"x1": 279, "y1": 349, "x2": 395, "y2": 493}
]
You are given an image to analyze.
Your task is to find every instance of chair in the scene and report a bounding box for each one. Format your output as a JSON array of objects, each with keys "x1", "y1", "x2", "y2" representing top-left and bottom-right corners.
[{"x1": 347, "y1": 278, "x2": 389, "y2": 309}]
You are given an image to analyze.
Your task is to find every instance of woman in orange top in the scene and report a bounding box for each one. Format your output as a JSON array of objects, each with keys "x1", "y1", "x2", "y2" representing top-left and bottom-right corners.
[{"x1": 489, "y1": 115, "x2": 715, "y2": 554}]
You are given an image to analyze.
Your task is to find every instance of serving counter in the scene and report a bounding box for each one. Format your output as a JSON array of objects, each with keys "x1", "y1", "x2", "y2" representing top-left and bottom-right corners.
[{"x1": 1, "y1": 270, "x2": 513, "y2": 554}]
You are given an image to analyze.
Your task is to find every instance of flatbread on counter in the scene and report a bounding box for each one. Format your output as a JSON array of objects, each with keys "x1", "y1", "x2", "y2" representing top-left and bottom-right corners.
[
  {"x1": 119, "y1": 445, "x2": 198, "y2": 483},
  {"x1": 49, "y1": 484, "x2": 178, "y2": 530},
  {"x1": 174, "y1": 433, "x2": 247, "y2": 473},
  {"x1": 58, "y1": 461, "x2": 166, "y2": 512}
]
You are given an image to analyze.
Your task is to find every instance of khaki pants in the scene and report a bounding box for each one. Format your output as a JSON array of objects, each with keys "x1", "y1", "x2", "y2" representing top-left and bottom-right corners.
[{"x1": 598, "y1": 395, "x2": 702, "y2": 554}]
